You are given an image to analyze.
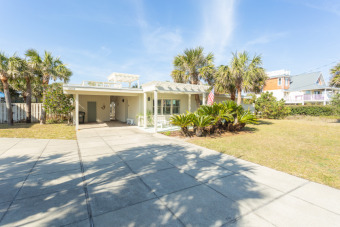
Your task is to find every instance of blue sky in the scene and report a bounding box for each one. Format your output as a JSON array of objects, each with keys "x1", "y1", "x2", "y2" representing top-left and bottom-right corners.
[{"x1": 1, "y1": 0, "x2": 339, "y2": 84}]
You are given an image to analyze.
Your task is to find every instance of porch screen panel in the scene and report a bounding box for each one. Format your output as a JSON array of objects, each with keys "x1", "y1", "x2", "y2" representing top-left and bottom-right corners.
[
  {"x1": 163, "y1": 100, "x2": 171, "y2": 115},
  {"x1": 172, "y1": 100, "x2": 180, "y2": 114}
]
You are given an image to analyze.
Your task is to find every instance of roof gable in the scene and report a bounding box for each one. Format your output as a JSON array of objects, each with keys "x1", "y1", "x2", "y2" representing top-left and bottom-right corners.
[{"x1": 288, "y1": 72, "x2": 326, "y2": 91}]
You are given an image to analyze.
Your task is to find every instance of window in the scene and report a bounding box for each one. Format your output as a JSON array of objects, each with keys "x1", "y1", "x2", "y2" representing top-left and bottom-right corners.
[
  {"x1": 163, "y1": 99, "x2": 171, "y2": 115},
  {"x1": 172, "y1": 100, "x2": 180, "y2": 114},
  {"x1": 285, "y1": 78, "x2": 289, "y2": 86},
  {"x1": 278, "y1": 78, "x2": 282, "y2": 86},
  {"x1": 153, "y1": 100, "x2": 161, "y2": 114},
  {"x1": 153, "y1": 99, "x2": 180, "y2": 115}
]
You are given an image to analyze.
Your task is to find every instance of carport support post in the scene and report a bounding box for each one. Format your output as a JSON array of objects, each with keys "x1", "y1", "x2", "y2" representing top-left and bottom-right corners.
[
  {"x1": 188, "y1": 94, "x2": 191, "y2": 112},
  {"x1": 154, "y1": 90, "x2": 158, "y2": 133},
  {"x1": 75, "y1": 93, "x2": 79, "y2": 131},
  {"x1": 202, "y1": 93, "x2": 206, "y2": 105},
  {"x1": 143, "y1": 92, "x2": 147, "y2": 128}
]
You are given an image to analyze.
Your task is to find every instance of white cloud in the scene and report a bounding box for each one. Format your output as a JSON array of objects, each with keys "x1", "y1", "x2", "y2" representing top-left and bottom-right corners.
[
  {"x1": 199, "y1": 0, "x2": 236, "y2": 64},
  {"x1": 244, "y1": 32, "x2": 288, "y2": 47},
  {"x1": 301, "y1": 0, "x2": 340, "y2": 16}
]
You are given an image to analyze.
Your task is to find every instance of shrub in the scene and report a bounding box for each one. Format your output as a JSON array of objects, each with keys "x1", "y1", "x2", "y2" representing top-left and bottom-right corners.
[
  {"x1": 169, "y1": 112, "x2": 193, "y2": 136},
  {"x1": 255, "y1": 92, "x2": 290, "y2": 119},
  {"x1": 170, "y1": 100, "x2": 258, "y2": 137},
  {"x1": 288, "y1": 105, "x2": 335, "y2": 116}
]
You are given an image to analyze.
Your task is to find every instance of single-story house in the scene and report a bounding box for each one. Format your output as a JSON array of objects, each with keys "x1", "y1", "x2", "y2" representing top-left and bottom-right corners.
[{"x1": 63, "y1": 73, "x2": 253, "y2": 131}]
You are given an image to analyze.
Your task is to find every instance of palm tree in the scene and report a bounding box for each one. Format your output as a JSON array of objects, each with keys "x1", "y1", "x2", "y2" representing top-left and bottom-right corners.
[
  {"x1": 330, "y1": 62, "x2": 340, "y2": 87},
  {"x1": 215, "y1": 65, "x2": 236, "y2": 101},
  {"x1": 25, "y1": 49, "x2": 72, "y2": 124},
  {"x1": 171, "y1": 47, "x2": 214, "y2": 107},
  {"x1": 8, "y1": 57, "x2": 38, "y2": 123},
  {"x1": 0, "y1": 52, "x2": 14, "y2": 125},
  {"x1": 230, "y1": 51, "x2": 267, "y2": 105}
]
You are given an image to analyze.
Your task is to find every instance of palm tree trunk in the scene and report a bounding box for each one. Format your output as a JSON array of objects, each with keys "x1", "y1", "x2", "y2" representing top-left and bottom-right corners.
[
  {"x1": 237, "y1": 87, "x2": 242, "y2": 105},
  {"x1": 26, "y1": 77, "x2": 32, "y2": 123},
  {"x1": 230, "y1": 91, "x2": 236, "y2": 101},
  {"x1": 0, "y1": 76, "x2": 13, "y2": 126},
  {"x1": 40, "y1": 76, "x2": 49, "y2": 124}
]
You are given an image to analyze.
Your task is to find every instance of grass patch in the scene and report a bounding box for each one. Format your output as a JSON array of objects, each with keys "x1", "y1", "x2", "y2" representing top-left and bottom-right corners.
[
  {"x1": 0, "y1": 123, "x2": 76, "y2": 140},
  {"x1": 189, "y1": 119, "x2": 340, "y2": 189}
]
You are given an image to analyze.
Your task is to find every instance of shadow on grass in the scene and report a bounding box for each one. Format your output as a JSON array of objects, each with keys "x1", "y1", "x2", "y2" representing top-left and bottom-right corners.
[
  {"x1": 256, "y1": 120, "x2": 274, "y2": 125},
  {"x1": 0, "y1": 136, "x2": 267, "y2": 226},
  {"x1": 0, "y1": 123, "x2": 35, "y2": 129}
]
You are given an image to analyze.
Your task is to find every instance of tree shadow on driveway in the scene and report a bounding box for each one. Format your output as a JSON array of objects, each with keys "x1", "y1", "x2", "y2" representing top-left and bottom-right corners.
[{"x1": 0, "y1": 139, "x2": 274, "y2": 226}]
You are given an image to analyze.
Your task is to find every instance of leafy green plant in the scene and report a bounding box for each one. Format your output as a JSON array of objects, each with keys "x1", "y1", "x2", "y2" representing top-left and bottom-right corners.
[
  {"x1": 255, "y1": 92, "x2": 290, "y2": 119},
  {"x1": 191, "y1": 114, "x2": 213, "y2": 137},
  {"x1": 288, "y1": 105, "x2": 335, "y2": 116},
  {"x1": 169, "y1": 112, "x2": 193, "y2": 136},
  {"x1": 44, "y1": 83, "x2": 74, "y2": 124}
]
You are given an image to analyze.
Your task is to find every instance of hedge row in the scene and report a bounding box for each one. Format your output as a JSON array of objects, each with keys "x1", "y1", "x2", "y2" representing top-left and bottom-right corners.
[{"x1": 287, "y1": 105, "x2": 335, "y2": 116}]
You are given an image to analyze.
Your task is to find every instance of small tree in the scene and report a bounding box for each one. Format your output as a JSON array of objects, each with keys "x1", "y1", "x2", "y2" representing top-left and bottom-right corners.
[
  {"x1": 255, "y1": 92, "x2": 290, "y2": 119},
  {"x1": 330, "y1": 93, "x2": 340, "y2": 115},
  {"x1": 44, "y1": 83, "x2": 74, "y2": 124}
]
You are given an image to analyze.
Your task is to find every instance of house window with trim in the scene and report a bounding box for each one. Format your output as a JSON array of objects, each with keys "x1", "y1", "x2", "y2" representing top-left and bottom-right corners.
[
  {"x1": 278, "y1": 78, "x2": 282, "y2": 86},
  {"x1": 285, "y1": 78, "x2": 289, "y2": 86},
  {"x1": 172, "y1": 100, "x2": 180, "y2": 114},
  {"x1": 153, "y1": 100, "x2": 161, "y2": 114},
  {"x1": 163, "y1": 99, "x2": 171, "y2": 115}
]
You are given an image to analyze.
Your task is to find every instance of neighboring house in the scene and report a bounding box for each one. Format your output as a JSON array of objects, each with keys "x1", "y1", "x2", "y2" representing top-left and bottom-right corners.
[
  {"x1": 263, "y1": 70, "x2": 339, "y2": 105},
  {"x1": 63, "y1": 72, "x2": 253, "y2": 131}
]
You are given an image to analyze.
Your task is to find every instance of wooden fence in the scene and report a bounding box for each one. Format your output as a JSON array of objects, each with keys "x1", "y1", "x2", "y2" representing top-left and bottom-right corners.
[{"x1": 0, "y1": 103, "x2": 43, "y2": 123}]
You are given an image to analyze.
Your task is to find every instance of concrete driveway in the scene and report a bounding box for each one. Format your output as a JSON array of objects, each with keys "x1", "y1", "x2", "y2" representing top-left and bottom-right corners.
[{"x1": 0, "y1": 126, "x2": 340, "y2": 226}]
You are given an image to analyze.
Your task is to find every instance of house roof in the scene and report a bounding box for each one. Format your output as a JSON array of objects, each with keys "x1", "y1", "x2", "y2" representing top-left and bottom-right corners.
[{"x1": 288, "y1": 72, "x2": 328, "y2": 91}]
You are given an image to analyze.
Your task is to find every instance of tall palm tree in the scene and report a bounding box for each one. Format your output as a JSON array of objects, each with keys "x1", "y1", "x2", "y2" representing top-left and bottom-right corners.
[
  {"x1": 0, "y1": 52, "x2": 14, "y2": 125},
  {"x1": 8, "y1": 57, "x2": 37, "y2": 123},
  {"x1": 230, "y1": 51, "x2": 267, "y2": 105},
  {"x1": 25, "y1": 49, "x2": 72, "y2": 124},
  {"x1": 330, "y1": 62, "x2": 340, "y2": 87},
  {"x1": 171, "y1": 46, "x2": 214, "y2": 107},
  {"x1": 214, "y1": 65, "x2": 236, "y2": 101}
]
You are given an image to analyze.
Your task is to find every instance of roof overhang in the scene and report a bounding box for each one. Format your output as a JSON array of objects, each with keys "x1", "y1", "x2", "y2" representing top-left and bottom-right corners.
[
  {"x1": 142, "y1": 81, "x2": 210, "y2": 94},
  {"x1": 63, "y1": 84, "x2": 143, "y2": 96}
]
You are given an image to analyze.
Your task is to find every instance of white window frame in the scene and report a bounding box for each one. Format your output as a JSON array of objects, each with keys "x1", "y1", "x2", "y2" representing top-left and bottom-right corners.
[
  {"x1": 285, "y1": 78, "x2": 289, "y2": 86},
  {"x1": 278, "y1": 78, "x2": 282, "y2": 86}
]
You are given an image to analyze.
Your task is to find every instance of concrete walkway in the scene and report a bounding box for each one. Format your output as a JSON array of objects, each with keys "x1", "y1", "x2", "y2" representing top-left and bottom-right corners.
[{"x1": 0, "y1": 126, "x2": 339, "y2": 226}]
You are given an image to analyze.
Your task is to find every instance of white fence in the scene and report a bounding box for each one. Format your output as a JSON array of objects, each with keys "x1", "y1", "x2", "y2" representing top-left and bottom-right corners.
[{"x1": 0, "y1": 103, "x2": 43, "y2": 123}]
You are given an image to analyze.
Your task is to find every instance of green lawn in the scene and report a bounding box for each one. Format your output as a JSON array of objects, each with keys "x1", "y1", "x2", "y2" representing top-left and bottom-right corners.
[
  {"x1": 0, "y1": 123, "x2": 76, "y2": 140},
  {"x1": 189, "y1": 119, "x2": 340, "y2": 189}
]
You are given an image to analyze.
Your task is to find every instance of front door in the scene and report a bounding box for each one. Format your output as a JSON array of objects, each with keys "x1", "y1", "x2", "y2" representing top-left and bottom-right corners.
[{"x1": 87, "y1": 102, "x2": 97, "y2": 122}]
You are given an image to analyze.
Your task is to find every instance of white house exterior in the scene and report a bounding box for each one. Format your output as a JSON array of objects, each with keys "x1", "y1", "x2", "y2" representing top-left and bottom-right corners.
[
  {"x1": 263, "y1": 70, "x2": 339, "y2": 105},
  {"x1": 63, "y1": 73, "x2": 253, "y2": 132}
]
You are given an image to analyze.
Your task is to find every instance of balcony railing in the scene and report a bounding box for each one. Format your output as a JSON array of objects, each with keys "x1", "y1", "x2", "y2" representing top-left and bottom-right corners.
[
  {"x1": 284, "y1": 94, "x2": 332, "y2": 103},
  {"x1": 81, "y1": 81, "x2": 123, "y2": 88}
]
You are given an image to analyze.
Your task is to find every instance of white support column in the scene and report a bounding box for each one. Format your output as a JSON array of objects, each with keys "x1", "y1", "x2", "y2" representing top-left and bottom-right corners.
[
  {"x1": 202, "y1": 93, "x2": 206, "y2": 105},
  {"x1": 154, "y1": 90, "x2": 158, "y2": 133},
  {"x1": 143, "y1": 92, "x2": 147, "y2": 128},
  {"x1": 137, "y1": 80, "x2": 140, "y2": 88},
  {"x1": 323, "y1": 89, "x2": 327, "y2": 105},
  {"x1": 75, "y1": 94, "x2": 79, "y2": 131},
  {"x1": 188, "y1": 94, "x2": 191, "y2": 112}
]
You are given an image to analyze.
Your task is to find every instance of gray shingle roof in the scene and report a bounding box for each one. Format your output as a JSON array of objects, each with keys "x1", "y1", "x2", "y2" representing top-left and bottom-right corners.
[{"x1": 288, "y1": 72, "x2": 327, "y2": 91}]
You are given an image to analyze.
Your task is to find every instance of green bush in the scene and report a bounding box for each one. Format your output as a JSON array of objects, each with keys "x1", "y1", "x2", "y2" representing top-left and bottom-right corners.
[
  {"x1": 170, "y1": 100, "x2": 258, "y2": 137},
  {"x1": 288, "y1": 105, "x2": 335, "y2": 116},
  {"x1": 330, "y1": 93, "x2": 340, "y2": 116},
  {"x1": 255, "y1": 92, "x2": 291, "y2": 119}
]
